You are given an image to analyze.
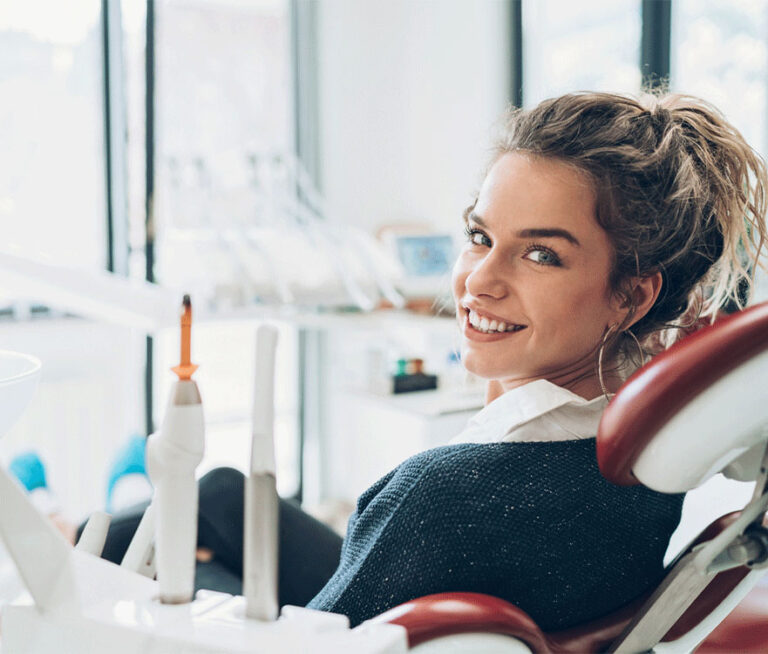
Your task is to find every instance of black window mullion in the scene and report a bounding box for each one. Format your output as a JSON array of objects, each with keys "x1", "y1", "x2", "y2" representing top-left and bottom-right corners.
[
  {"x1": 102, "y1": 0, "x2": 130, "y2": 276},
  {"x1": 510, "y1": 0, "x2": 523, "y2": 107},
  {"x1": 145, "y1": 0, "x2": 156, "y2": 437},
  {"x1": 641, "y1": 0, "x2": 672, "y2": 90},
  {"x1": 102, "y1": 0, "x2": 115, "y2": 273}
]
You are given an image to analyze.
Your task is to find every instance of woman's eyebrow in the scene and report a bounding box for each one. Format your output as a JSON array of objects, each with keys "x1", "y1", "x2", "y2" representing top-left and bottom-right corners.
[
  {"x1": 517, "y1": 228, "x2": 581, "y2": 247},
  {"x1": 467, "y1": 212, "x2": 581, "y2": 247}
]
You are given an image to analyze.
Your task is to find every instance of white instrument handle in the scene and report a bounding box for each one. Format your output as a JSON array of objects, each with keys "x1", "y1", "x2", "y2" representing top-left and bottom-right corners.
[
  {"x1": 120, "y1": 503, "x2": 156, "y2": 578},
  {"x1": 250, "y1": 325, "x2": 278, "y2": 475},
  {"x1": 245, "y1": 324, "x2": 280, "y2": 620},
  {"x1": 75, "y1": 511, "x2": 111, "y2": 557}
]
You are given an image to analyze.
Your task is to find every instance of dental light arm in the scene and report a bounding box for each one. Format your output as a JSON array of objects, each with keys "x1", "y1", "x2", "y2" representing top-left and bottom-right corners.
[
  {"x1": 244, "y1": 324, "x2": 280, "y2": 620},
  {"x1": 0, "y1": 249, "x2": 178, "y2": 332}
]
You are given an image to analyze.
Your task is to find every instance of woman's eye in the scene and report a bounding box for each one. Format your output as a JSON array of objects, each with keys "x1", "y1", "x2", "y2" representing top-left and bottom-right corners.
[
  {"x1": 524, "y1": 246, "x2": 561, "y2": 266},
  {"x1": 464, "y1": 227, "x2": 491, "y2": 247}
]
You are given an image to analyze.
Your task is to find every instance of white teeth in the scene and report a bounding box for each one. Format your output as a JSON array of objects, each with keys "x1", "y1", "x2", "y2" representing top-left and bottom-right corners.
[{"x1": 467, "y1": 309, "x2": 524, "y2": 334}]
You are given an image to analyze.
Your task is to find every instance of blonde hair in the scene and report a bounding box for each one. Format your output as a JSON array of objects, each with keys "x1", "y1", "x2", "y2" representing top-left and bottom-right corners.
[{"x1": 488, "y1": 91, "x2": 768, "y2": 356}]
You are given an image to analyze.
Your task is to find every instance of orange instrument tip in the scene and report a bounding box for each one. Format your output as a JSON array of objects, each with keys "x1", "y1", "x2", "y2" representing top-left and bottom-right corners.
[{"x1": 172, "y1": 294, "x2": 198, "y2": 380}]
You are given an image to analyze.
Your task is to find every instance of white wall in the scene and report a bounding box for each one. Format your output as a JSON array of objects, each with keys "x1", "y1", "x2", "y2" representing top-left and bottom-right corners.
[{"x1": 316, "y1": 0, "x2": 510, "y2": 235}]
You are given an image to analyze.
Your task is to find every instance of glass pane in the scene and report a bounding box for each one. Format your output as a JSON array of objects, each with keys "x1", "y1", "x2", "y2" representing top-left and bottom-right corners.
[
  {"x1": 152, "y1": 0, "x2": 298, "y2": 495},
  {"x1": 523, "y1": 0, "x2": 642, "y2": 106},
  {"x1": 0, "y1": 3, "x2": 147, "y2": 524},
  {"x1": 121, "y1": 0, "x2": 148, "y2": 281},
  {"x1": 154, "y1": 0, "x2": 292, "y2": 288},
  {"x1": 0, "y1": 1, "x2": 106, "y2": 271},
  {"x1": 671, "y1": 1, "x2": 768, "y2": 303},
  {"x1": 671, "y1": 0, "x2": 768, "y2": 156}
]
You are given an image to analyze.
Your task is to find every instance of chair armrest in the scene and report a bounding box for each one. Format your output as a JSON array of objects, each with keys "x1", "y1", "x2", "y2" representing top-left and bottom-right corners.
[{"x1": 369, "y1": 592, "x2": 551, "y2": 651}]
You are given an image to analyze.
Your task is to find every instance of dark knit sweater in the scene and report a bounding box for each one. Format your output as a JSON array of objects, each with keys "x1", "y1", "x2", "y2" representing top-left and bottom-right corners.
[{"x1": 306, "y1": 439, "x2": 684, "y2": 629}]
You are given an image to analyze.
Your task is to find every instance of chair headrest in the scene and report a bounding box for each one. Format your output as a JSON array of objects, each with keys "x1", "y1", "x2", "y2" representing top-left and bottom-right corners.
[{"x1": 597, "y1": 301, "x2": 768, "y2": 492}]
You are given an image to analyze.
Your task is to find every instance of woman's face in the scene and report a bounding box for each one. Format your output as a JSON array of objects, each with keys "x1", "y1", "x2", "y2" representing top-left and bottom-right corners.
[{"x1": 451, "y1": 153, "x2": 628, "y2": 398}]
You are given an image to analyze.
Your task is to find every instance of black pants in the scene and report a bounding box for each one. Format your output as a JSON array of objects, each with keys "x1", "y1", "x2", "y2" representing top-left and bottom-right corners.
[{"x1": 80, "y1": 467, "x2": 344, "y2": 608}]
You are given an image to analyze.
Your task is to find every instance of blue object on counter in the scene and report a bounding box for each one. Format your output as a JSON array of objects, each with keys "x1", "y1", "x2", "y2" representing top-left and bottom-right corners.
[
  {"x1": 106, "y1": 434, "x2": 150, "y2": 512},
  {"x1": 9, "y1": 451, "x2": 48, "y2": 492}
]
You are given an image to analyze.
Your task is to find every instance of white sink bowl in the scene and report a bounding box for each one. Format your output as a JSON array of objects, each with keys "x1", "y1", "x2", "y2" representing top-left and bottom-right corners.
[{"x1": 0, "y1": 351, "x2": 41, "y2": 438}]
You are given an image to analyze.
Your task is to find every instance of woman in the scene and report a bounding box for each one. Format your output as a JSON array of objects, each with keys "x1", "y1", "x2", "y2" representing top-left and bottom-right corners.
[{"x1": 93, "y1": 91, "x2": 768, "y2": 631}]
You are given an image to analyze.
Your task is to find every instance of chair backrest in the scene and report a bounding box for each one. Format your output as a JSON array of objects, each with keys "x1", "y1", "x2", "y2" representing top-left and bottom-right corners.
[{"x1": 597, "y1": 300, "x2": 768, "y2": 492}]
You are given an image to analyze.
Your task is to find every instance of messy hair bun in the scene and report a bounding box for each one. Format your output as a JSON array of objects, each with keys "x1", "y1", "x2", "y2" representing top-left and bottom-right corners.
[{"x1": 493, "y1": 92, "x2": 768, "y2": 356}]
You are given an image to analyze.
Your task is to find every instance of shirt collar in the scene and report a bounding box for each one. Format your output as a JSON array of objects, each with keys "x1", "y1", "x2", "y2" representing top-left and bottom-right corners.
[{"x1": 458, "y1": 379, "x2": 608, "y2": 444}]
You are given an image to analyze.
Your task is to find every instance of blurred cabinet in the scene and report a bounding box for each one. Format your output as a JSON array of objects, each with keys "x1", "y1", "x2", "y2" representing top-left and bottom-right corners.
[
  {"x1": 314, "y1": 312, "x2": 484, "y2": 503},
  {"x1": 323, "y1": 387, "x2": 482, "y2": 503}
]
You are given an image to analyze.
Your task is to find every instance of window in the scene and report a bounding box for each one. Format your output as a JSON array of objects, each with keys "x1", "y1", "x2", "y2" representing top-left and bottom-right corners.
[
  {"x1": 0, "y1": 1, "x2": 106, "y2": 274},
  {"x1": 150, "y1": 0, "x2": 299, "y2": 495},
  {"x1": 523, "y1": 0, "x2": 642, "y2": 106},
  {"x1": 671, "y1": 0, "x2": 768, "y2": 156}
]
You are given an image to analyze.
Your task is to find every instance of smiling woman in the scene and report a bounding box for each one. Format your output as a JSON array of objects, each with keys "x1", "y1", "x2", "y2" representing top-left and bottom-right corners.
[
  {"x1": 307, "y1": 92, "x2": 768, "y2": 626},
  {"x1": 93, "y1": 91, "x2": 768, "y2": 634}
]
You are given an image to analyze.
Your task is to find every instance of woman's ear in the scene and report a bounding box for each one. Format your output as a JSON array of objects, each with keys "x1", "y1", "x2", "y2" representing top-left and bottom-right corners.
[{"x1": 615, "y1": 271, "x2": 663, "y2": 329}]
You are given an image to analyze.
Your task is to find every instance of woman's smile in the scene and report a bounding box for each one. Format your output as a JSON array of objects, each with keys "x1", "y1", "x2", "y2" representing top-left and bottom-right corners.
[{"x1": 461, "y1": 307, "x2": 529, "y2": 342}]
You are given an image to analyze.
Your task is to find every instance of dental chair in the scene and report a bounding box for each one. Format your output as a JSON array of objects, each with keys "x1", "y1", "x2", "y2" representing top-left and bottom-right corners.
[{"x1": 374, "y1": 300, "x2": 768, "y2": 653}]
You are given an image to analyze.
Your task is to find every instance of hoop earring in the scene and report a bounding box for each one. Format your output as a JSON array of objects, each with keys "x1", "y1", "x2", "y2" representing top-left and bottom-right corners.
[
  {"x1": 624, "y1": 329, "x2": 646, "y2": 368},
  {"x1": 598, "y1": 326, "x2": 646, "y2": 400},
  {"x1": 597, "y1": 324, "x2": 618, "y2": 400}
]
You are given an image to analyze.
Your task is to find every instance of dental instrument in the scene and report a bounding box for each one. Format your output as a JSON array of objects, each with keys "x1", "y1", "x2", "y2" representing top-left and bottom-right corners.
[
  {"x1": 75, "y1": 510, "x2": 111, "y2": 557},
  {"x1": 145, "y1": 294, "x2": 205, "y2": 604},
  {"x1": 0, "y1": 345, "x2": 406, "y2": 653},
  {"x1": 244, "y1": 324, "x2": 280, "y2": 620},
  {"x1": 120, "y1": 501, "x2": 156, "y2": 578}
]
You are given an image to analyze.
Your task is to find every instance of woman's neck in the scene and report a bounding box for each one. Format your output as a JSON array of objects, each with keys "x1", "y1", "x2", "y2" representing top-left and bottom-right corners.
[{"x1": 494, "y1": 366, "x2": 624, "y2": 402}]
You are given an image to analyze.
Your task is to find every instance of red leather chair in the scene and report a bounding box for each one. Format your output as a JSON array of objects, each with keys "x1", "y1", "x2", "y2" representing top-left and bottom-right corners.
[{"x1": 372, "y1": 300, "x2": 768, "y2": 653}]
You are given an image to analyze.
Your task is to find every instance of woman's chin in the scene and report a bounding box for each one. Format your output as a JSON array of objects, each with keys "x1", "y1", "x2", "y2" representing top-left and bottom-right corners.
[{"x1": 461, "y1": 357, "x2": 520, "y2": 382}]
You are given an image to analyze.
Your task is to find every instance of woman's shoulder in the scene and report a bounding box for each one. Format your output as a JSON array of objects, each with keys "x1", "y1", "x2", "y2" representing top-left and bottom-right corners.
[
  {"x1": 355, "y1": 440, "x2": 593, "y2": 512},
  {"x1": 367, "y1": 439, "x2": 682, "y2": 522},
  {"x1": 400, "y1": 438, "x2": 600, "y2": 478},
  {"x1": 369, "y1": 439, "x2": 603, "y2": 498}
]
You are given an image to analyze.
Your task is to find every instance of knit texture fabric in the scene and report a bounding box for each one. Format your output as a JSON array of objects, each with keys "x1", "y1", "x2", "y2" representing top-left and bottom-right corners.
[{"x1": 307, "y1": 439, "x2": 684, "y2": 629}]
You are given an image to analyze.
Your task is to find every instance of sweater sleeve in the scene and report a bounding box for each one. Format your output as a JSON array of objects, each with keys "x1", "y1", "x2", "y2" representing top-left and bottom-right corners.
[{"x1": 307, "y1": 440, "x2": 683, "y2": 629}]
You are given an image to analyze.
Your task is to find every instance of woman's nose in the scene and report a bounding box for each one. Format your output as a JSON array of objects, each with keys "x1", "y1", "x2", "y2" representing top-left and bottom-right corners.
[{"x1": 465, "y1": 251, "x2": 509, "y2": 299}]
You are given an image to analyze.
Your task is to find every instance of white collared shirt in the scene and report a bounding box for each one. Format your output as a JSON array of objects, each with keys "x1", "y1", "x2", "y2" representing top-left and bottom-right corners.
[{"x1": 450, "y1": 379, "x2": 609, "y2": 445}]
